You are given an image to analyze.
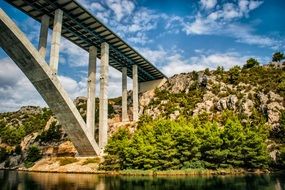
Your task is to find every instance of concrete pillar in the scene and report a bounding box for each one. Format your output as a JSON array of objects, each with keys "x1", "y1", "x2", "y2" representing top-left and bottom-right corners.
[
  {"x1": 49, "y1": 9, "x2": 63, "y2": 75},
  {"x1": 122, "y1": 67, "x2": 128, "y2": 122},
  {"x1": 99, "y1": 42, "x2": 109, "y2": 150},
  {"x1": 86, "y1": 46, "x2": 97, "y2": 139},
  {"x1": 132, "y1": 64, "x2": 139, "y2": 121},
  {"x1": 38, "y1": 15, "x2": 49, "y2": 59}
]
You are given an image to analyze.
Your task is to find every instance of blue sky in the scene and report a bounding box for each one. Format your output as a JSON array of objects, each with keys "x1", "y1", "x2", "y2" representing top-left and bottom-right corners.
[{"x1": 0, "y1": 0, "x2": 284, "y2": 111}]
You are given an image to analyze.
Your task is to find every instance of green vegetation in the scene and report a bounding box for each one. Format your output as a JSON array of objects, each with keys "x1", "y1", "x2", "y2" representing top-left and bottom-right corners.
[
  {"x1": 0, "y1": 108, "x2": 52, "y2": 146},
  {"x1": 82, "y1": 157, "x2": 101, "y2": 165},
  {"x1": 24, "y1": 145, "x2": 42, "y2": 168},
  {"x1": 149, "y1": 79, "x2": 205, "y2": 118},
  {"x1": 101, "y1": 112, "x2": 269, "y2": 171},
  {"x1": 37, "y1": 121, "x2": 62, "y2": 143},
  {"x1": 243, "y1": 58, "x2": 260, "y2": 69},
  {"x1": 0, "y1": 147, "x2": 9, "y2": 163},
  {"x1": 272, "y1": 52, "x2": 284, "y2": 62},
  {"x1": 271, "y1": 111, "x2": 285, "y2": 143},
  {"x1": 219, "y1": 64, "x2": 284, "y2": 95},
  {"x1": 58, "y1": 157, "x2": 78, "y2": 166}
]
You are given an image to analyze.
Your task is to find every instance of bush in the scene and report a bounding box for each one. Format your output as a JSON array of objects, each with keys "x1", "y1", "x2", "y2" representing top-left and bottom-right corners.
[
  {"x1": 0, "y1": 147, "x2": 9, "y2": 163},
  {"x1": 276, "y1": 146, "x2": 285, "y2": 168},
  {"x1": 228, "y1": 66, "x2": 241, "y2": 84},
  {"x1": 24, "y1": 145, "x2": 42, "y2": 168},
  {"x1": 26, "y1": 145, "x2": 42, "y2": 163},
  {"x1": 82, "y1": 157, "x2": 101, "y2": 165},
  {"x1": 15, "y1": 144, "x2": 22, "y2": 155},
  {"x1": 58, "y1": 157, "x2": 78, "y2": 166}
]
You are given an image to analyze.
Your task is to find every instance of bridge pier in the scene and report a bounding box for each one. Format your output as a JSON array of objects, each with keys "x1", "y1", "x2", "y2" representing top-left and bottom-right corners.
[
  {"x1": 99, "y1": 42, "x2": 109, "y2": 150},
  {"x1": 49, "y1": 9, "x2": 63, "y2": 75},
  {"x1": 38, "y1": 15, "x2": 49, "y2": 59},
  {"x1": 87, "y1": 46, "x2": 97, "y2": 139},
  {"x1": 132, "y1": 65, "x2": 139, "y2": 121},
  {"x1": 122, "y1": 67, "x2": 129, "y2": 122}
]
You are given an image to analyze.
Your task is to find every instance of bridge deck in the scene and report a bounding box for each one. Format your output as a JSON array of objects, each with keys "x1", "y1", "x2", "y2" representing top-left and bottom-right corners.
[{"x1": 4, "y1": 0, "x2": 167, "y2": 82}]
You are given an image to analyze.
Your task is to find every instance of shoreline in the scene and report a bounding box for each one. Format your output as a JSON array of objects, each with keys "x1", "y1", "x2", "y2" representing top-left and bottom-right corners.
[{"x1": 6, "y1": 168, "x2": 271, "y2": 176}]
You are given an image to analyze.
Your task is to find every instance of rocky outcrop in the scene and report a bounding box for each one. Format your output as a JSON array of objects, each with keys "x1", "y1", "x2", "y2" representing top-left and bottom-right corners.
[
  {"x1": 139, "y1": 71, "x2": 285, "y2": 129},
  {"x1": 57, "y1": 141, "x2": 77, "y2": 156}
]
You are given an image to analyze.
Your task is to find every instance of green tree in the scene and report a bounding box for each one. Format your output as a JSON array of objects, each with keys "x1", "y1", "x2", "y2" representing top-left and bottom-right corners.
[
  {"x1": 102, "y1": 114, "x2": 270, "y2": 170},
  {"x1": 272, "y1": 52, "x2": 284, "y2": 62},
  {"x1": 243, "y1": 58, "x2": 260, "y2": 69},
  {"x1": 38, "y1": 121, "x2": 62, "y2": 143}
]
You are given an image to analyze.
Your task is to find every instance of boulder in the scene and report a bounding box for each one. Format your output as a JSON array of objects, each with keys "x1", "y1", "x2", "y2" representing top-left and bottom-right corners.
[
  {"x1": 227, "y1": 95, "x2": 238, "y2": 110},
  {"x1": 57, "y1": 141, "x2": 77, "y2": 156}
]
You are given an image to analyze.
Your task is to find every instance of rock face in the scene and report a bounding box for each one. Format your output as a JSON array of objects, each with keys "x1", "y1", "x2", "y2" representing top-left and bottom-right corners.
[
  {"x1": 139, "y1": 70, "x2": 285, "y2": 128},
  {"x1": 19, "y1": 106, "x2": 42, "y2": 115},
  {"x1": 57, "y1": 141, "x2": 77, "y2": 156}
]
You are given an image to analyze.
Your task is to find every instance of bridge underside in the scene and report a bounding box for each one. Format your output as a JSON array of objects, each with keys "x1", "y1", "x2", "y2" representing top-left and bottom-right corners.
[{"x1": 0, "y1": 9, "x2": 100, "y2": 156}]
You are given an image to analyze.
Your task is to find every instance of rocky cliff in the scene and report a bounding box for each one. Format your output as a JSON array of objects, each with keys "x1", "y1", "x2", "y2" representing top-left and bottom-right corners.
[{"x1": 141, "y1": 65, "x2": 285, "y2": 129}]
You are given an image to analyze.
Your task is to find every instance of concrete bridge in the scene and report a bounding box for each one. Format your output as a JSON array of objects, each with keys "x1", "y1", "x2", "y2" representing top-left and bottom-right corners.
[{"x1": 0, "y1": 0, "x2": 166, "y2": 156}]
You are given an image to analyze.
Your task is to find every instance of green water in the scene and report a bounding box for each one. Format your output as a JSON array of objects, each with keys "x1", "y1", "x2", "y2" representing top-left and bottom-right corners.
[{"x1": 0, "y1": 170, "x2": 285, "y2": 190}]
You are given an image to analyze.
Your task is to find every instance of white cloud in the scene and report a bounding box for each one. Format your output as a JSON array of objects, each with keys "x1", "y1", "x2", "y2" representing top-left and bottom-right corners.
[
  {"x1": 200, "y1": 0, "x2": 217, "y2": 10},
  {"x1": 106, "y1": 0, "x2": 135, "y2": 21},
  {"x1": 0, "y1": 55, "x2": 129, "y2": 112},
  {"x1": 227, "y1": 24, "x2": 281, "y2": 48},
  {"x1": 182, "y1": 0, "x2": 281, "y2": 49},
  {"x1": 77, "y1": 0, "x2": 164, "y2": 45},
  {"x1": 0, "y1": 57, "x2": 46, "y2": 112},
  {"x1": 60, "y1": 38, "x2": 88, "y2": 67},
  {"x1": 139, "y1": 47, "x2": 269, "y2": 77}
]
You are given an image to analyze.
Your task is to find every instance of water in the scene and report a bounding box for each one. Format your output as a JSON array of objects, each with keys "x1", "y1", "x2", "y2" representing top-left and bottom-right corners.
[{"x1": 0, "y1": 170, "x2": 285, "y2": 190}]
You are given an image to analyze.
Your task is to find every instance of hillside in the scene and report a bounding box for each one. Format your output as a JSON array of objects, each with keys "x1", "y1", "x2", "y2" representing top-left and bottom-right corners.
[
  {"x1": 0, "y1": 61, "x2": 285, "y2": 170},
  {"x1": 141, "y1": 63, "x2": 285, "y2": 128}
]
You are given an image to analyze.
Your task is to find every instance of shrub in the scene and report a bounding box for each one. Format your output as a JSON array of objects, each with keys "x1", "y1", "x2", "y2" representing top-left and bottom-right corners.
[
  {"x1": 228, "y1": 66, "x2": 241, "y2": 84},
  {"x1": 24, "y1": 145, "x2": 42, "y2": 168},
  {"x1": 26, "y1": 145, "x2": 42, "y2": 163},
  {"x1": 0, "y1": 147, "x2": 9, "y2": 163},
  {"x1": 276, "y1": 146, "x2": 285, "y2": 168},
  {"x1": 14, "y1": 144, "x2": 22, "y2": 155},
  {"x1": 82, "y1": 157, "x2": 101, "y2": 165},
  {"x1": 58, "y1": 157, "x2": 78, "y2": 166}
]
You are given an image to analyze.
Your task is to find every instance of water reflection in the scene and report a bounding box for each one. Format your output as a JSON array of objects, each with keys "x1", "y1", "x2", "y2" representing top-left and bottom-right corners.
[{"x1": 0, "y1": 170, "x2": 285, "y2": 190}]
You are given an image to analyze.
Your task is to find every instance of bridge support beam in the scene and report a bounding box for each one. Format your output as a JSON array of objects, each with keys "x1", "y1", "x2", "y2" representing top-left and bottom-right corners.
[
  {"x1": 132, "y1": 64, "x2": 139, "y2": 121},
  {"x1": 99, "y1": 42, "x2": 109, "y2": 151},
  {"x1": 87, "y1": 46, "x2": 97, "y2": 139},
  {"x1": 49, "y1": 9, "x2": 63, "y2": 75},
  {"x1": 122, "y1": 67, "x2": 128, "y2": 122},
  {"x1": 38, "y1": 15, "x2": 49, "y2": 59}
]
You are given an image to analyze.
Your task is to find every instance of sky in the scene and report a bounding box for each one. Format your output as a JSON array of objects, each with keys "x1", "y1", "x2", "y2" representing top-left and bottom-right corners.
[{"x1": 0, "y1": 0, "x2": 285, "y2": 112}]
